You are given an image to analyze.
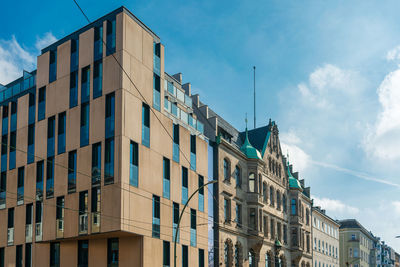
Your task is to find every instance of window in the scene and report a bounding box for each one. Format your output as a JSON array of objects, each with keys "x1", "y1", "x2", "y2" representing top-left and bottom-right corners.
[
  {"x1": 235, "y1": 165, "x2": 241, "y2": 188},
  {"x1": 163, "y1": 157, "x2": 170, "y2": 199},
  {"x1": 354, "y1": 248, "x2": 359, "y2": 258},
  {"x1": 142, "y1": 103, "x2": 150, "y2": 147},
  {"x1": 153, "y1": 42, "x2": 161, "y2": 75},
  {"x1": 129, "y1": 141, "x2": 139, "y2": 187},
  {"x1": 38, "y1": 86, "x2": 46, "y2": 121},
  {"x1": 94, "y1": 25, "x2": 103, "y2": 60},
  {"x1": 105, "y1": 92, "x2": 115, "y2": 138},
  {"x1": 269, "y1": 187, "x2": 274, "y2": 207},
  {"x1": 182, "y1": 245, "x2": 188, "y2": 267},
  {"x1": 249, "y1": 173, "x2": 255, "y2": 192},
  {"x1": 173, "y1": 124, "x2": 179, "y2": 162},
  {"x1": 56, "y1": 196, "x2": 64, "y2": 221},
  {"x1": 263, "y1": 216, "x2": 268, "y2": 236},
  {"x1": 173, "y1": 202, "x2": 179, "y2": 243},
  {"x1": 10, "y1": 102, "x2": 17, "y2": 132},
  {"x1": 0, "y1": 246, "x2": 4, "y2": 267},
  {"x1": 78, "y1": 240, "x2": 89, "y2": 267},
  {"x1": 190, "y1": 209, "x2": 196, "y2": 247},
  {"x1": 16, "y1": 245, "x2": 23, "y2": 267},
  {"x1": 46, "y1": 157, "x2": 54, "y2": 198},
  {"x1": 70, "y1": 71, "x2": 78, "y2": 108},
  {"x1": 106, "y1": 18, "x2": 116, "y2": 55},
  {"x1": 35, "y1": 201, "x2": 42, "y2": 224},
  {"x1": 283, "y1": 225, "x2": 288, "y2": 244},
  {"x1": 93, "y1": 60, "x2": 103, "y2": 99},
  {"x1": 282, "y1": 194, "x2": 287, "y2": 213},
  {"x1": 163, "y1": 241, "x2": 170, "y2": 267},
  {"x1": 223, "y1": 158, "x2": 230, "y2": 181},
  {"x1": 262, "y1": 183, "x2": 267, "y2": 203},
  {"x1": 36, "y1": 161, "x2": 44, "y2": 199},
  {"x1": 249, "y1": 208, "x2": 256, "y2": 230},
  {"x1": 236, "y1": 203, "x2": 242, "y2": 226},
  {"x1": 80, "y1": 103, "x2": 89, "y2": 147},
  {"x1": 182, "y1": 167, "x2": 188, "y2": 204},
  {"x1": 153, "y1": 73, "x2": 161, "y2": 111},
  {"x1": 270, "y1": 219, "x2": 275, "y2": 239},
  {"x1": 9, "y1": 131, "x2": 16, "y2": 170},
  {"x1": 249, "y1": 250, "x2": 255, "y2": 267},
  {"x1": 276, "y1": 191, "x2": 281, "y2": 210},
  {"x1": 25, "y1": 243, "x2": 32, "y2": 267},
  {"x1": 71, "y1": 38, "x2": 79, "y2": 72},
  {"x1": 199, "y1": 249, "x2": 205, "y2": 267},
  {"x1": 47, "y1": 116, "x2": 55, "y2": 157},
  {"x1": 190, "y1": 135, "x2": 196, "y2": 171},
  {"x1": 26, "y1": 203, "x2": 33, "y2": 226},
  {"x1": 107, "y1": 238, "x2": 119, "y2": 267},
  {"x1": 2, "y1": 106, "x2": 8, "y2": 136},
  {"x1": 152, "y1": 195, "x2": 160, "y2": 238},
  {"x1": 49, "y1": 50, "x2": 57, "y2": 83},
  {"x1": 27, "y1": 124, "x2": 35, "y2": 164},
  {"x1": 0, "y1": 135, "x2": 6, "y2": 172},
  {"x1": 91, "y1": 188, "x2": 101, "y2": 233},
  {"x1": 198, "y1": 175, "x2": 204, "y2": 212},
  {"x1": 68, "y1": 151, "x2": 77, "y2": 193},
  {"x1": 81, "y1": 66, "x2": 90, "y2": 104},
  {"x1": 265, "y1": 253, "x2": 271, "y2": 267},
  {"x1": 292, "y1": 228, "x2": 298, "y2": 247},
  {"x1": 224, "y1": 198, "x2": 231, "y2": 223},
  {"x1": 291, "y1": 199, "x2": 297, "y2": 215},
  {"x1": 58, "y1": 112, "x2": 66, "y2": 154},
  {"x1": 104, "y1": 138, "x2": 114, "y2": 184},
  {"x1": 79, "y1": 191, "x2": 88, "y2": 234},
  {"x1": 92, "y1": 143, "x2": 101, "y2": 186},
  {"x1": 17, "y1": 167, "x2": 24, "y2": 205},
  {"x1": 0, "y1": 172, "x2": 6, "y2": 208},
  {"x1": 50, "y1": 242, "x2": 60, "y2": 267}
]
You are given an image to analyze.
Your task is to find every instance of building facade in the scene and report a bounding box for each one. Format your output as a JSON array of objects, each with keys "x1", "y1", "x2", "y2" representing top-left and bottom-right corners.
[
  {"x1": 0, "y1": 6, "x2": 209, "y2": 267},
  {"x1": 376, "y1": 241, "x2": 396, "y2": 267},
  {"x1": 311, "y1": 207, "x2": 339, "y2": 267},
  {"x1": 339, "y1": 219, "x2": 377, "y2": 267},
  {"x1": 192, "y1": 96, "x2": 313, "y2": 267}
]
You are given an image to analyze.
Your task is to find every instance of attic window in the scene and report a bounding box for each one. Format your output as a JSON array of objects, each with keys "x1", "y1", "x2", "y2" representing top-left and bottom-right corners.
[{"x1": 218, "y1": 127, "x2": 232, "y2": 142}]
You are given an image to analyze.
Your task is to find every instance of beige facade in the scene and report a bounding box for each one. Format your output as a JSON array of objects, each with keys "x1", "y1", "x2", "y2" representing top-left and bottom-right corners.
[
  {"x1": 0, "y1": 6, "x2": 208, "y2": 267},
  {"x1": 312, "y1": 207, "x2": 339, "y2": 267}
]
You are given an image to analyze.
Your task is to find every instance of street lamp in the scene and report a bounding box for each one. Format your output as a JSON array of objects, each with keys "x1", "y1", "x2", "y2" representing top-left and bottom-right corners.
[{"x1": 274, "y1": 239, "x2": 282, "y2": 267}]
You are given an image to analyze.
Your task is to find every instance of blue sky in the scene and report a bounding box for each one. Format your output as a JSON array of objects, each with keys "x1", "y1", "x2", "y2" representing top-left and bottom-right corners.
[{"x1": 2, "y1": 0, "x2": 400, "y2": 251}]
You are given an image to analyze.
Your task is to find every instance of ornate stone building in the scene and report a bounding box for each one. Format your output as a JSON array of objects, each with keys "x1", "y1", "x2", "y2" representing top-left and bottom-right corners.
[{"x1": 193, "y1": 95, "x2": 312, "y2": 267}]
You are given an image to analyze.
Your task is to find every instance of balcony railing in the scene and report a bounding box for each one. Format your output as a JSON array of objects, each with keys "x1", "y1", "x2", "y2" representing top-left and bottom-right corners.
[
  {"x1": 35, "y1": 222, "x2": 42, "y2": 241},
  {"x1": 153, "y1": 55, "x2": 161, "y2": 76},
  {"x1": 0, "y1": 74, "x2": 36, "y2": 103},
  {"x1": 152, "y1": 217, "x2": 160, "y2": 238},
  {"x1": 25, "y1": 224, "x2": 32, "y2": 243},
  {"x1": 173, "y1": 143, "x2": 179, "y2": 163},
  {"x1": 190, "y1": 152, "x2": 196, "y2": 171},
  {"x1": 68, "y1": 174, "x2": 76, "y2": 193},
  {"x1": 7, "y1": 228, "x2": 14, "y2": 245},
  {"x1": 79, "y1": 213, "x2": 88, "y2": 234},
  {"x1": 92, "y1": 212, "x2": 100, "y2": 233},
  {"x1": 56, "y1": 219, "x2": 64, "y2": 238},
  {"x1": 153, "y1": 89, "x2": 161, "y2": 111}
]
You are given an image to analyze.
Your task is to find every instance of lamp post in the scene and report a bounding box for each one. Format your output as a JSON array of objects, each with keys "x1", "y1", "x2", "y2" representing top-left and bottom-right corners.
[
  {"x1": 274, "y1": 239, "x2": 282, "y2": 267},
  {"x1": 173, "y1": 180, "x2": 217, "y2": 267}
]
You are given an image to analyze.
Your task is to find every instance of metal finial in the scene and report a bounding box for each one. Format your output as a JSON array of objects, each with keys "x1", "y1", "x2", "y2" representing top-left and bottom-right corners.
[{"x1": 245, "y1": 113, "x2": 248, "y2": 129}]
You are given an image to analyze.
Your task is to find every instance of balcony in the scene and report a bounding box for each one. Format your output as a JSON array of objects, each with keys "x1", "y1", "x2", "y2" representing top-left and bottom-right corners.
[
  {"x1": 79, "y1": 213, "x2": 88, "y2": 235},
  {"x1": 7, "y1": 228, "x2": 14, "y2": 245},
  {"x1": 35, "y1": 222, "x2": 42, "y2": 241},
  {"x1": 92, "y1": 212, "x2": 100, "y2": 233},
  {"x1": 25, "y1": 224, "x2": 32, "y2": 243},
  {"x1": 56, "y1": 219, "x2": 64, "y2": 238}
]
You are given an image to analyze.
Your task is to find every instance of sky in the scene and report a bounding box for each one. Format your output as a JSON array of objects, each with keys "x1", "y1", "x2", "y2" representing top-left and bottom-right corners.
[{"x1": 1, "y1": 0, "x2": 400, "y2": 251}]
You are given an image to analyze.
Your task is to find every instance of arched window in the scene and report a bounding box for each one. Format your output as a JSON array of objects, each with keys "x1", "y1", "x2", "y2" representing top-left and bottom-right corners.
[
  {"x1": 234, "y1": 242, "x2": 242, "y2": 267},
  {"x1": 265, "y1": 253, "x2": 271, "y2": 267},
  {"x1": 278, "y1": 165, "x2": 281, "y2": 178},
  {"x1": 235, "y1": 165, "x2": 241, "y2": 188},
  {"x1": 249, "y1": 173, "x2": 255, "y2": 193},
  {"x1": 276, "y1": 191, "x2": 281, "y2": 210},
  {"x1": 269, "y1": 186, "x2": 274, "y2": 206},
  {"x1": 224, "y1": 242, "x2": 229, "y2": 266},
  {"x1": 224, "y1": 239, "x2": 233, "y2": 267},
  {"x1": 282, "y1": 194, "x2": 287, "y2": 213},
  {"x1": 291, "y1": 199, "x2": 297, "y2": 215},
  {"x1": 223, "y1": 158, "x2": 230, "y2": 181},
  {"x1": 249, "y1": 250, "x2": 256, "y2": 267}
]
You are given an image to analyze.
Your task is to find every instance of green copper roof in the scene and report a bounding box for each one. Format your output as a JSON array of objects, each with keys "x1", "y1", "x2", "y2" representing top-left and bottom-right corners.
[
  {"x1": 287, "y1": 163, "x2": 302, "y2": 190},
  {"x1": 240, "y1": 128, "x2": 262, "y2": 160}
]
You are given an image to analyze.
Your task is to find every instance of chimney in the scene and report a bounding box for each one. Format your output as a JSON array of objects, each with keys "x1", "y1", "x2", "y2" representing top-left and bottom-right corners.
[
  {"x1": 172, "y1": 73, "x2": 182, "y2": 84},
  {"x1": 182, "y1": 83, "x2": 191, "y2": 96}
]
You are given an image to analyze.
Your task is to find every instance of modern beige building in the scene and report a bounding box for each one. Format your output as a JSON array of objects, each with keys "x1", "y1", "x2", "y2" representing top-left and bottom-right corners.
[
  {"x1": 312, "y1": 207, "x2": 339, "y2": 267},
  {"x1": 339, "y1": 219, "x2": 376, "y2": 267},
  {"x1": 0, "y1": 6, "x2": 209, "y2": 267},
  {"x1": 192, "y1": 95, "x2": 313, "y2": 267}
]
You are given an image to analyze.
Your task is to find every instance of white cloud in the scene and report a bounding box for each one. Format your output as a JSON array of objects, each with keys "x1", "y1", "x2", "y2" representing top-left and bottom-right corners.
[
  {"x1": 386, "y1": 45, "x2": 400, "y2": 62},
  {"x1": 363, "y1": 67, "x2": 400, "y2": 160},
  {"x1": 280, "y1": 131, "x2": 310, "y2": 173},
  {"x1": 312, "y1": 196, "x2": 359, "y2": 215},
  {"x1": 393, "y1": 201, "x2": 400, "y2": 215},
  {"x1": 35, "y1": 32, "x2": 57, "y2": 52}
]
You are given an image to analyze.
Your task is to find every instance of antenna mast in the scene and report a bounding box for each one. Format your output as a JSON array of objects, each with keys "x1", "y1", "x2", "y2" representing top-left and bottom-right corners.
[{"x1": 253, "y1": 66, "x2": 256, "y2": 129}]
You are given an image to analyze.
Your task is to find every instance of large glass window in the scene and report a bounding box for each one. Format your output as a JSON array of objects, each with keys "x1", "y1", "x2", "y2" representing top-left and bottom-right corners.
[
  {"x1": 223, "y1": 158, "x2": 230, "y2": 181},
  {"x1": 152, "y1": 195, "x2": 160, "y2": 238},
  {"x1": 107, "y1": 238, "x2": 118, "y2": 267},
  {"x1": 92, "y1": 143, "x2": 101, "y2": 186},
  {"x1": 16, "y1": 245, "x2": 22, "y2": 267},
  {"x1": 47, "y1": 116, "x2": 55, "y2": 157},
  {"x1": 236, "y1": 203, "x2": 242, "y2": 227},
  {"x1": 27, "y1": 124, "x2": 35, "y2": 164},
  {"x1": 182, "y1": 245, "x2": 188, "y2": 267},
  {"x1": 50, "y1": 242, "x2": 60, "y2": 267},
  {"x1": 79, "y1": 191, "x2": 88, "y2": 234},
  {"x1": 80, "y1": 103, "x2": 89, "y2": 147},
  {"x1": 199, "y1": 249, "x2": 205, "y2": 267},
  {"x1": 235, "y1": 166, "x2": 241, "y2": 188},
  {"x1": 190, "y1": 209, "x2": 196, "y2": 247},
  {"x1": 9, "y1": 131, "x2": 16, "y2": 170},
  {"x1": 163, "y1": 157, "x2": 170, "y2": 199},
  {"x1": 94, "y1": 25, "x2": 103, "y2": 60},
  {"x1": 198, "y1": 175, "x2": 204, "y2": 212},
  {"x1": 49, "y1": 50, "x2": 57, "y2": 83},
  {"x1": 105, "y1": 92, "x2": 115, "y2": 138},
  {"x1": 0, "y1": 135, "x2": 6, "y2": 172},
  {"x1": 142, "y1": 104, "x2": 150, "y2": 147},
  {"x1": 68, "y1": 151, "x2": 77, "y2": 193},
  {"x1": 25, "y1": 243, "x2": 32, "y2": 267},
  {"x1": 153, "y1": 73, "x2": 161, "y2": 111},
  {"x1": 56, "y1": 196, "x2": 64, "y2": 222},
  {"x1": 70, "y1": 71, "x2": 78, "y2": 108},
  {"x1": 46, "y1": 157, "x2": 54, "y2": 198},
  {"x1": 129, "y1": 141, "x2": 138, "y2": 187},
  {"x1": 0, "y1": 172, "x2": 6, "y2": 208},
  {"x1": 38, "y1": 87, "x2": 46, "y2": 121},
  {"x1": 28, "y1": 93, "x2": 36, "y2": 125},
  {"x1": 224, "y1": 198, "x2": 231, "y2": 222},
  {"x1": 17, "y1": 167, "x2": 24, "y2": 205},
  {"x1": 173, "y1": 202, "x2": 179, "y2": 243},
  {"x1": 182, "y1": 167, "x2": 188, "y2": 204},
  {"x1": 10, "y1": 102, "x2": 17, "y2": 132},
  {"x1": 58, "y1": 112, "x2": 66, "y2": 154},
  {"x1": 36, "y1": 161, "x2": 44, "y2": 200},
  {"x1": 70, "y1": 39, "x2": 79, "y2": 72},
  {"x1": 93, "y1": 60, "x2": 103, "y2": 99},
  {"x1": 249, "y1": 173, "x2": 255, "y2": 193},
  {"x1": 291, "y1": 199, "x2": 297, "y2": 215},
  {"x1": 190, "y1": 135, "x2": 196, "y2": 171},
  {"x1": 163, "y1": 241, "x2": 170, "y2": 267},
  {"x1": 78, "y1": 240, "x2": 89, "y2": 267},
  {"x1": 172, "y1": 124, "x2": 179, "y2": 163},
  {"x1": 106, "y1": 18, "x2": 116, "y2": 55},
  {"x1": 2, "y1": 106, "x2": 8, "y2": 136},
  {"x1": 81, "y1": 66, "x2": 90, "y2": 104},
  {"x1": 104, "y1": 138, "x2": 114, "y2": 184}
]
